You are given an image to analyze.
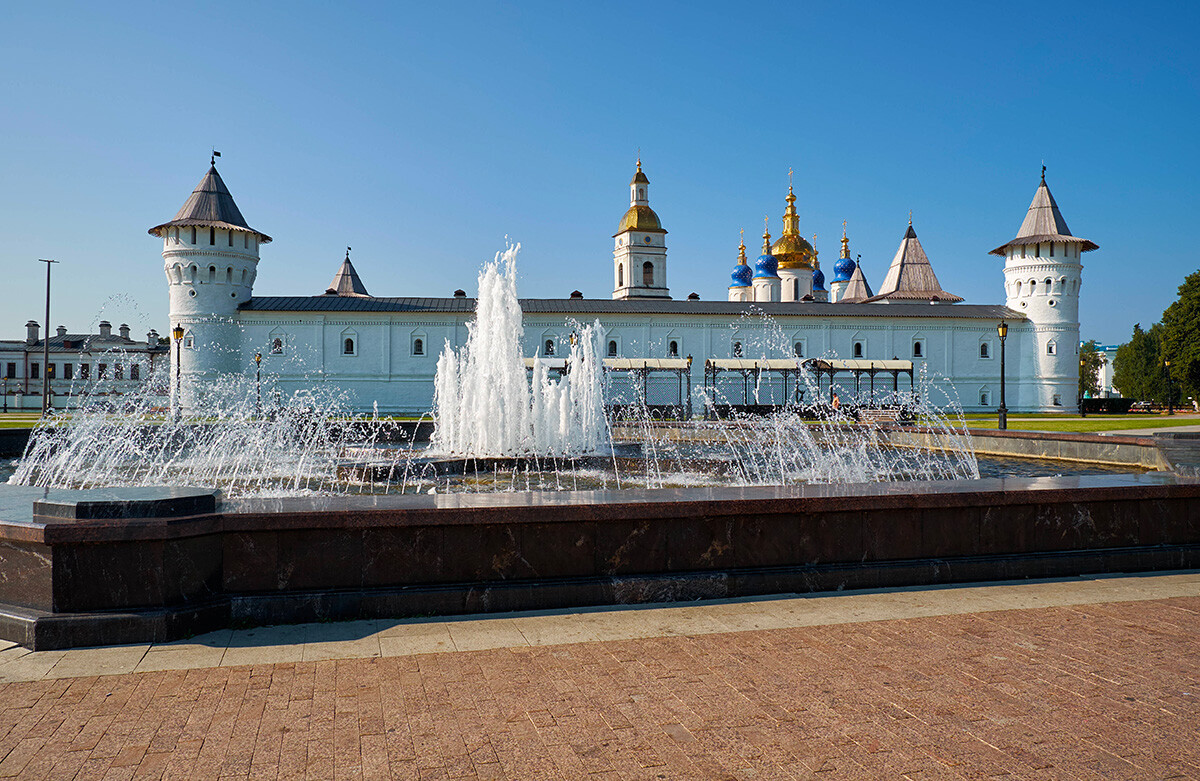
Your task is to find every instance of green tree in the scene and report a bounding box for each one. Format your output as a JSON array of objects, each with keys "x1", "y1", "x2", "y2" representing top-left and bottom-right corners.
[
  {"x1": 1079, "y1": 340, "x2": 1102, "y2": 397},
  {"x1": 1113, "y1": 323, "x2": 1169, "y2": 402},
  {"x1": 1160, "y1": 270, "x2": 1200, "y2": 404}
]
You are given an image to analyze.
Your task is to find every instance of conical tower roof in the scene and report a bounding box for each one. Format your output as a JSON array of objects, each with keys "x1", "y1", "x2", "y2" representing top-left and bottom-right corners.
[
  {"x1": 149, "y1": 165, "x2": 271, "y2": 242},
  {"x1": 990, "y1": 171, "x2": 1097, "y2": 255},
  {"x1": 325, "y1": 250, "x2": 370, "y2": 297},
  {"x1": 839, "y1": 264, "x2": 875, "y2": 303},
  {"x1": 869, "y1": 223, "x2": 963, "y2": 303}
]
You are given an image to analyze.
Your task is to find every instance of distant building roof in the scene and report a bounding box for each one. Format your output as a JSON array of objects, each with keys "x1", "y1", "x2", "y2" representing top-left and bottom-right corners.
[
  {"x1": 990, "y1": 172, "x2": 1097, "y2": 255},
  {"x1": 868, "y1": 224, "x2": 963, "y2": 303},
  {"x1": 241, "y1": 295, "x2": 1020, "y2": 321},
  {"x1": 324, "y1": 252, "x2": 370, "y2": 297},
  {"x1": 148, "y1": 165, "x2": 272, "y2": 242},
  {"x1": 839, "y1": 265, "x2": 875, "y2": 303}
]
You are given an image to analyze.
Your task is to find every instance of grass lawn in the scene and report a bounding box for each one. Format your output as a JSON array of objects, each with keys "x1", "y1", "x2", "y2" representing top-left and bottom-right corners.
[{"x1": 956, "y1": 415, "x2": 1200, "y2": 433}]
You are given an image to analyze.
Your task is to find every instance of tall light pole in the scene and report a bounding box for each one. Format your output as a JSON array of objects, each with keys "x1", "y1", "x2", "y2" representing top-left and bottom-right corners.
[
  {"x1": 997, "y1": 321, "x2": 1008, "y2": 430},
  {"x1": 172, "y1": 324, "x2": 185, "y2": 420},
  {"x1": 38, "y1": 259, "x2": 58, "y2": 415},
  {"x1": 1165, "y1": 359, "x2": 1174, "y2": 416},
  {"x1": 254, "y1": 352, "x2": 262, "y2": 418},
  {"x1": 2, "y1": 377, "x2": 7, "y2": 414},
  {"x1": 1079, "y1": 359, "x2": 1087, "y2": 418}
]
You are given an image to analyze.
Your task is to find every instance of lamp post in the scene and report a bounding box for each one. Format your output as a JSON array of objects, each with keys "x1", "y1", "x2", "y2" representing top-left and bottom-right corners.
[
  {"x1": 2, "y1": 377, "x2": 7, "y2": 414},
  {"x1": 38, "y1": 259, "x2": 58, "y2": 416},
  {"x1": 1079, "y1": 359, "x2": 1087, "y2": 418},
  {"x1": 1165, "y1": 360, "x2": 1174, "y2": 415},
  {"x1": 997, "y1": 321, "x2": 1008, "y2": 430},
  {"x1": 172, "y1": 324, "x2": 184, "y2": 420},
  {"x1": 254, "y1": 352, "x2": 262, "y2": 418}
]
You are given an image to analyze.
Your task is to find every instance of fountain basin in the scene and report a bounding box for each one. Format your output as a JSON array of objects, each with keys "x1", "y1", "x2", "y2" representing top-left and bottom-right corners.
[{"x1": 0, "y1": 474, "x2": 1197, "y2": 649}]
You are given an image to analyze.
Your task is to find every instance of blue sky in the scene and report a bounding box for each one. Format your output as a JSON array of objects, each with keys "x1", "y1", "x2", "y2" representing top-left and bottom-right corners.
[{"x1": 2, "y1": 1, "x2": 1197, "y2": 346}]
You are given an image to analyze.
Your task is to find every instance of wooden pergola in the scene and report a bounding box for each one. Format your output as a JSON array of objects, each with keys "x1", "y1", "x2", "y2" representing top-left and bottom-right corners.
[
  {"x1": 802, "y1": 358, "x2": 914, "y2": 404},
  {"x1": 703, "y1": 358, "x2": 808, "y2": 406},
  {"x1": 603, "y1": 357, "x2": 693, "y2": 417}
]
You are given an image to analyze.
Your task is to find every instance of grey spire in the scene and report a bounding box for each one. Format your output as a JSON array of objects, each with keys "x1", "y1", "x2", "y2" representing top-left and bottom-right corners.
[
  {"x1": 869, "y1": 223, "x2": 963, "y2": 303},
  {"x1": 149, "y1": 164, "x2": 271, "y2": 242},
  {"x1": 839, "y1": 263, "x2": 875, "y2": 303},
  {"x1": 325, "y1": 248, "x2": 370, "y2": 297},
  {"x1": 990, "y1": 173, "x2": 1097, "y2": 256}
]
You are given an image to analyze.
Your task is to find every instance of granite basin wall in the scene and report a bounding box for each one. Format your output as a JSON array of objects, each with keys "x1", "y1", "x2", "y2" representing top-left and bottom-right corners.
[{"x1": 0, "y1": 475, "x2": 1197, "y2": 649}]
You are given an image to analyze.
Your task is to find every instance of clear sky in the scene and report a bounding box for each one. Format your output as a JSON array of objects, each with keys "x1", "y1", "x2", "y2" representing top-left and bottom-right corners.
[{"x1": 2, "y1": 1, "x2": 1197, "y2": 346}]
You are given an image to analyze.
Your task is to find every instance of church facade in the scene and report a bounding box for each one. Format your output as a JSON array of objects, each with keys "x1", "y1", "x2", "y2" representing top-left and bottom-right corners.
[{"x1": 152, "y1": 161, "x2": 1096, "y2": 415}]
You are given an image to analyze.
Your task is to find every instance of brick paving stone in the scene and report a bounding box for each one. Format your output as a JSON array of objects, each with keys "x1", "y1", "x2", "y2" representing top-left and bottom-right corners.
[{"x1": 0, "y1": 596, "x2": 1198, "y2": 778}]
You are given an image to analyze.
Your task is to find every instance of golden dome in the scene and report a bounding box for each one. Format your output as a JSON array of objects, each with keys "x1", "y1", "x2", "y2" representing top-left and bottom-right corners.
[
  {"x1": 770, "y1": 185, "x2": 815, "y2": 270},
  {"x1": 616, "y1": 204, "x2": 665, "y2": 234},
  {"x1": 630, "y1": 157, "x2": 649, "y2": 185}
]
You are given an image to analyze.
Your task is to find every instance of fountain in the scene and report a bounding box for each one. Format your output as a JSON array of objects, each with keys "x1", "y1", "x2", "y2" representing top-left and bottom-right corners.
[{"x1": 0, "y1": 246, "x2": 1194, "y2": 651}]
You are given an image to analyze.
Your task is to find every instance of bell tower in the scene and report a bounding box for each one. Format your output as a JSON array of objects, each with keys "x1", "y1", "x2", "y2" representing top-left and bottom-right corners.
[
  {"x1": 613, "y1": 159, "x2": 669, "y2": 299},
  {"x1": 149, "y1": 156, "x2": 271, "y2": 411}
]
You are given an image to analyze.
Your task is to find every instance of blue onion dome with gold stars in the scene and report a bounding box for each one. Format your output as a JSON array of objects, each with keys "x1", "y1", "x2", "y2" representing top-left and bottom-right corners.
[
  {"x1": 813, "y1": 266, "x2": 826, "y2": 291},
  {"x1": 832, "y1": 224, "x2": 856, "y2": 282},
  {"x1": 730, "y1": 235, "x2": 752, "y2": 287},
  {"x1": 753, "y1": 222, "x2": 779, "y2": 278},
  {"x1": 770, "y1": 185, "x2": 815, "y2": 270}
]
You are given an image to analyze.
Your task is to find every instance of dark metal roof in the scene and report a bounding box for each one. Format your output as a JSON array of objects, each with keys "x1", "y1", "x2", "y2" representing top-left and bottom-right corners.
[
  {"x1": 148, "y1": 165, "x2": 272, "y2": 242},
  {"x1": 242, "y1": 296, "x2": 1023, "y2": 321}
]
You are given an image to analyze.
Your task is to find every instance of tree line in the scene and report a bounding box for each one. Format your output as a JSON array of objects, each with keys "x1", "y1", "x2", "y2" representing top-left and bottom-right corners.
[{"x1": 1113, "y1": 270, "x2": 1200, "y2": 405}]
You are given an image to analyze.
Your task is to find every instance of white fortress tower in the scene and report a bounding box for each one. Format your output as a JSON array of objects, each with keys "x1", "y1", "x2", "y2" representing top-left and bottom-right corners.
[
  {"x1": 613, "y1": 159, "x2": 669, "y2": 300},
  {"x1": 149, "y1": 159, "x2": 271, "y2": 410},
  {"x1": 990, "y1": 169, "x2": 1097, "y2": 411}
]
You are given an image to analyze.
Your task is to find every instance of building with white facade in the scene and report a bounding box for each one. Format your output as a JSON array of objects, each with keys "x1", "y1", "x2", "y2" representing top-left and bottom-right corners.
[
  {"x1": 153, "y1": 161, "x2": 1098, "y2": 415},
  {"x1": 0, "y1": 321, "x2": 167, "y2": 410}
]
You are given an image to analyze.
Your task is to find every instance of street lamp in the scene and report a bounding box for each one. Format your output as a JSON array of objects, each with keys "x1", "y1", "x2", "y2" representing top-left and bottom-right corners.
[
  {"x1": 2, "y1": 377, "x2": 7, "y2": 414},
  {"x1": 1079, "y1": 359, "x2": 1087, "y2": 418},
  {"x1": 997, "y1": 321, "x2": 1008, "y2": 430},
  {"x1": 1165, "y1": 360, "x2": 1174, "y2": 415},
  {"x1": 172, "y1": 324, "x2": 184, "y2": 420},
  {"x1": 254, "y1": 352, "x2": 262, "y2": 418},
  {"x1": 39, "y1": 259, "x2": 58, "y2": 415}
]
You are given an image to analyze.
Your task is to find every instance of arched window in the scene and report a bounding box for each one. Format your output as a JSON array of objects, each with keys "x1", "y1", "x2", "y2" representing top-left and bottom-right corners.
[
  {"x1": 208, "y1": 266, "x2": 216, "y2": 283},
  {"x1": 1029, "y1": 280, "x2": 1036, "y2": 295},
  {"x1": 668, "y1": 340, "x2": 678, "y2": 357},
  {"x1": 241, "y1": 269, "x2": 248, "y2": 285},
  {"x1": 271, "y1": 337, "x2": 283, "y2": 354},
  {"x1": 413, "y1": 339, "x2": 424, "y2": 356},
  {"x1": 853, "y1": 341, "x2": 863, "y2": 358},
  {"x1": 343, "y1": 338, "x2": 355, "y2": 355},
  {"x1": 732, "y1": 341, "x2": 743, "y2": 357},
  {"x1": 189, "y1": 265, "x2": 197, "y2": 283},
  {"x1": 980, "y1": 343, "x2": 990, "y2": 359},
  {"x1": 1047, "y1": 340, "x2": 1057, "y2": 356},
  {"x1": 607, "y1": 340, "x2": 617, "y2": 357},
  {"x1": 544, "y1": 340, "x2": 555, "y2": 356},
  {"x1": 638, "y1": 188, "x2": 644, "y2": 199},
  {"x1": 617, "y1": 264, "x2": 623, "y2": 287},
  {"x1": 913, "y1": 341, "x2": 923, "y2": 358},
  {"x1": 226, "y1": 267, "x2": 233, "y2": 284},
  {"x1": 793, "y1": 342, "x2": 803, "y2": 358},
  {"x1": 980, "y1": 391, "x2": 990, "y2": 406},
  {"x1": 642, "y1": 261, "x2": 654, "y2": 287}
]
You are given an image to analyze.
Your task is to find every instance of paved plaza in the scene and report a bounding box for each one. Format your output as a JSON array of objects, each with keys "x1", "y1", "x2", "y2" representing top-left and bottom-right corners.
[{"x1": 0, "y1": 573, "x2": 1196, "y2": 779}]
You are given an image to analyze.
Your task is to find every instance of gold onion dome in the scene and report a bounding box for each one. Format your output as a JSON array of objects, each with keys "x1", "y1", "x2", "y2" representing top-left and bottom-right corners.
[
  {"x1": 770, "y1": 185, "x2": 814, "y2": 270},
  {"x1": 617, "y1": 205, "x2": 663, "y2": 233}
]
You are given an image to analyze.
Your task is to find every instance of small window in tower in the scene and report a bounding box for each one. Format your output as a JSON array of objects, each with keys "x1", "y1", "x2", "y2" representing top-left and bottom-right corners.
[
  {"x1": 732, "y1": 341, "x2": 743, "y2": 357},
  {"x1": 412, "y1": 339, "x2": 424, "y2": 356},
  {"x1": 544, "y1": 340, "x2": 555, "y2": 356},
  {"x1": 343, "y1": 338, "x2": 355, "y2": 356},
  {"x1": 271, "y1": 337, "x2": 283, "y2": 354},
  {"x1": 980, "y1": 343, "x2": 990, "y2": 359},
  {"x1": 228, "y1": 230, "x2": 233, "y2": 247},
  {"x1": 226, "y1": 267, "x2": 233, "y2": 284},
  {"x1": 638, "y1": 188, "x2": 644, "y2": 199},
  {"x1": 913, "y1": 341, "x2": 923, "y2": 358},
  {"x1": 191, "y1": 227, "x2": 197, "y2": 244},
  {"x1": 244, "y1": 234, "x2": 248, "y2": 249},
  {"x1": 607, "y1": 340, "x2": 617, "y2": 357},
  {"x1": 794, "y1": 342, "x2": 803, "y2": 358},
  {"x1": 130, "y1": 364, "x2": 140, "y2": 381},
  {"x1": 853, "y1": 341, "x2": 864, "y2": 358},
  {"x1": 617, "y1": 264, "x2": 623, "y2": 287},
  {"x1": 209, "y1": 227, "x2": 215, "y2": 245},
  {"x1": 241, "y1": 269, "x2": 248, "y2": 285},
  {"x1": 1053, "y1": 394, "x2": 1062, "y2": 406},
  {"x1": 1047, "y1": 340, "x2": 1057, "y2": 356},
  {"x1": 209, "y1": 266, "x2": 216, "y2": 283},
  {"x1": 669, "y1": 341, "x2": 678, "y2": 358},
  {"x1": 642, "y1": 261, "x2": 654, "y2": 286},
  {"x1": 1021, "y1": 245, "x2": 1026, "y2": 258}
]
